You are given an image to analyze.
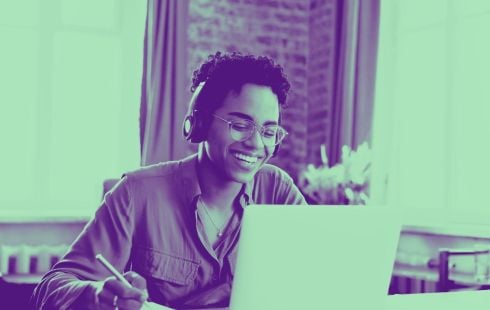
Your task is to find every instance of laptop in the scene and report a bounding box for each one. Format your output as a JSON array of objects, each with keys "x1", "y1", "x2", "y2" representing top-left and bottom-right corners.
[{"x1": 229, "y1": 205, "x2": 402, "y2": 310}]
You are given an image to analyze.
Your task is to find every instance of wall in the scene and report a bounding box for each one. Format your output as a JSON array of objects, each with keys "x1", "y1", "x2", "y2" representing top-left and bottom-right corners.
[
  {"x1": 187, "y1": 0, "x2": 338, "y2": 178},
  {"x1": 307, "y1": 0, "x2": 336, "y2": 166}
]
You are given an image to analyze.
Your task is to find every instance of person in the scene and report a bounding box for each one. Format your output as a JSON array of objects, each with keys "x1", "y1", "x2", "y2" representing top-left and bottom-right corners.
[{"x1": 32, "y1": 51, "x2": 307, "y2": 309}]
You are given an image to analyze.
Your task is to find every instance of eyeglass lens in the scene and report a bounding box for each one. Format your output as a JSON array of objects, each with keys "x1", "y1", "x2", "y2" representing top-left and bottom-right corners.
[{"x1": 229, "y1": 121, "x2": 285, "y2": 146}]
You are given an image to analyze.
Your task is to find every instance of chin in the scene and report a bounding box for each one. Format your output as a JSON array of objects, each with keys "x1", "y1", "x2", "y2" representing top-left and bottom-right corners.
[
  {"x1": 228, "y1": 172, "x2": 256, "y2": 184},
  {"x1": 224, "y1": 164, "x2": 259, "y2": 184}
]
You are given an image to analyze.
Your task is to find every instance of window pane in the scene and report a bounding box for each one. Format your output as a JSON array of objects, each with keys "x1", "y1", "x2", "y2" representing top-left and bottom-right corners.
[
  {"x1": 390, "y1": 26, "x2": 449, "y2": 208},
  {"x1": 450, "y1": 13, "x2": 490, "y2": 212},
  {"x1": 48, "y1": 32, "x2": 123, "y2": 212},
  {"x1": 0, "y1": 28, "x2": 39, "y2": 207},
  {"x1": 0, "y1": 2, "x2": 144, "y2": 219},
  {"x1": 0, "y1": 0, "x2": 40, "y2": 27},
  {"x1": 60, "y1": 0, "x2": 118, "y2": 30}
]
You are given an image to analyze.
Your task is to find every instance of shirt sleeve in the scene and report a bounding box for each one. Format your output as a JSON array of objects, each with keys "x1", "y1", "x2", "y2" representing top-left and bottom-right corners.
[
  {"x1": 32, "y1": 176, "x2": 135, "y2": 309},
  {"x1": 253, "y1": 164, "x2": 308, "y2": 205},
  {"x1": 276, "y1": 170, "x2": 308, "y2": 205}
]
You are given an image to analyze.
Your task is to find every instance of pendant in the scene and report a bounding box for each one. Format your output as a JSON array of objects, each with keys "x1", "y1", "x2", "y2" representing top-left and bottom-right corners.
[{"x1": 217, "y1": 230, "x2": 223, "y2": 237}]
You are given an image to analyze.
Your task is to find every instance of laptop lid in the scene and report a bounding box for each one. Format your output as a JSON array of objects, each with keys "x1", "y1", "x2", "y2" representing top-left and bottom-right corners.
[{"x1": 230, "y1": 205, "x2": 401, "y2": 310}]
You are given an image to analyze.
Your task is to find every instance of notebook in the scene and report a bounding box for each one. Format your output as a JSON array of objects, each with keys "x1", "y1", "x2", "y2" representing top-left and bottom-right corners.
[{"x1": 229, "y1": 205, "x2": 402, "y2": 310}]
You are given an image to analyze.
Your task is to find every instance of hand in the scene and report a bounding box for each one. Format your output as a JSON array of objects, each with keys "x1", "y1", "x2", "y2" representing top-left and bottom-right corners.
[{"x1": 94, "y1": 271, "x2": 148, "y2": 310}]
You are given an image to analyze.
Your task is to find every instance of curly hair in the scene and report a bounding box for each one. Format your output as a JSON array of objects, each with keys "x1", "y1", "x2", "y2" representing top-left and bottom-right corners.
[{"x1": 190, "y1": 51, "x2": 291, "y2": 111}]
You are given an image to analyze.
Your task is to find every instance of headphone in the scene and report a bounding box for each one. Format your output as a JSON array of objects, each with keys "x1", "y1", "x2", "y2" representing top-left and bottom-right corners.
[
  {"x1": 182, "y1": 82, "x2": 207, "y2": 143},
  {"x1": 182, "y1": 81, "x2": 282, "y2": 157}
]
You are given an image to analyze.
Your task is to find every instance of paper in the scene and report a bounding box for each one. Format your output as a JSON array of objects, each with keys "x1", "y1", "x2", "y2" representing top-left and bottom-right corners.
[{"x1": 143, "y1": 301, "x2": 174, "y2": 310}]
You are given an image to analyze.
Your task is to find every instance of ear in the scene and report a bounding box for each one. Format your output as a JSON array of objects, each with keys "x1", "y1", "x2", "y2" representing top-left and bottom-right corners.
[{"x1": 272, "y1": 144, "x2": 280, "y2": 157}]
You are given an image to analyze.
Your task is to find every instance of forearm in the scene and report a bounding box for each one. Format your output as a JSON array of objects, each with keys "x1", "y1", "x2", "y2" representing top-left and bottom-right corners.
[
  {"x1": 33, "y1": 271, "x2": 96, "y2": 310},
  {"x1": 33, "y1": 177, "x2": 135, "y2": 309}
]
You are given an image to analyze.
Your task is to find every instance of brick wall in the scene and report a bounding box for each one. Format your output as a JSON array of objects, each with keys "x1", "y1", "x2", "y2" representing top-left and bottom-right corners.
[
  {"x1": 187, "y1": 0, "x2": 337, "y2": 179},
  {"x1": 308, "y1": 0, "x2": 336, "y2": 167}
]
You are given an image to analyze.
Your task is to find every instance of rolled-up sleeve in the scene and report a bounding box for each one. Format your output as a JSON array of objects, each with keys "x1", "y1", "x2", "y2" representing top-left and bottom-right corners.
[
  {"x1": 32, "y1": 176, "x2": 135, "y2": 309},
  {"x1": 252, "y1": 164, "x2": 308, "y2": 205},
  {"x1": 276, "y1": 171, "x2": 308, "y2": 205}
]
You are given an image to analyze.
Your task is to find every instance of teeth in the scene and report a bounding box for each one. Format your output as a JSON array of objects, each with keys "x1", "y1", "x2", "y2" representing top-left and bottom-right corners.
[{"x1": 234, "y1": 152, "x2": 258, "y2": 163}]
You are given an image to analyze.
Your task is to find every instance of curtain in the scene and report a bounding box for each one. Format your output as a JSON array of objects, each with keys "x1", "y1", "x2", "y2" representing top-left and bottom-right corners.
[
  {"x1": 140, "y1": 0, "x2": 190, "y2": 166},
  {"x1": 329, "y1": 0, "x2": 380, "y2": 164}
]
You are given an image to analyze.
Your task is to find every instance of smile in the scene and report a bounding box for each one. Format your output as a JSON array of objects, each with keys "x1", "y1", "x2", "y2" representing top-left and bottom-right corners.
[{"x1": 232, "y1": 151, "x2": 259, "y2": 164}]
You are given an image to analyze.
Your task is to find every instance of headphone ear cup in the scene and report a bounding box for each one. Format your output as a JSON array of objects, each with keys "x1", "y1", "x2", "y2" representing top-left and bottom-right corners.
[
  {"x1": 183, "y1": 82, "x2": 208, "y2": 143},
  {"x1": 183, "y1": 111, "x2": 207, "y2": 143},
  {"x1": 183, "y1": 115, "x2": 194, "y2": 141}
]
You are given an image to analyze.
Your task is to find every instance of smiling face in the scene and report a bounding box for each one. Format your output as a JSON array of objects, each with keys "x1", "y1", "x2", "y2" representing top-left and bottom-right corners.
[{"x1": 203, "y1": 83, "x2": 280, "y2": 184}]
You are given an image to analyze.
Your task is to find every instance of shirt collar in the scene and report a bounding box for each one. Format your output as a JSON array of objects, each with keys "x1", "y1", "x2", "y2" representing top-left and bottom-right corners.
[
  {"x1": 241, "y1": 179, "x2": 254, "y2": 207},
  {"x1": 178, "y1": 153, "x2": 202, "y2": 208},
  {"x1": 179, "y1": 153, "x2": 255, "y2": 209}
]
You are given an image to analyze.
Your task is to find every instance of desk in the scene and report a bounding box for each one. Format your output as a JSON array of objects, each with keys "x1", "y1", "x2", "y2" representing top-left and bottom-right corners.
[
  {"x1": 160, "y1": 291, "x2": 489, "y2": 309},
  {"x1": 0, "y1": 275, "x2": 37, "y2": 309},
  {"x1": 182, "y1": 291, "x2": 490, "y2": 310}
]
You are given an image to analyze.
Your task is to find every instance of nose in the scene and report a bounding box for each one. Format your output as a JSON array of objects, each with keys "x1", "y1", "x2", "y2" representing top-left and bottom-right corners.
[{"x1": 243, "y1": 126, "x2": 264, "y2": 149}]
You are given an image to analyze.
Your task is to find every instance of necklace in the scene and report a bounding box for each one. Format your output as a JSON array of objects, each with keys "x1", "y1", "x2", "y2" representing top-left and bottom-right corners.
[{"x1": 199, "y1": 196, "x2": 224, "y2": 237}]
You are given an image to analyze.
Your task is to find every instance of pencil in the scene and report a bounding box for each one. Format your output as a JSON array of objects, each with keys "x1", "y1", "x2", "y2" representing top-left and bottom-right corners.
[
  {"x1": 95, "y1": 254, "x2": 132, "y2": 288},
  {"x1": 95, "y1": 254, "x2": 151, "y2": 308}
]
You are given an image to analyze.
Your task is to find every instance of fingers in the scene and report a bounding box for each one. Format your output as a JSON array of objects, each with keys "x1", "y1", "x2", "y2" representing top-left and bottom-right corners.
[
  {"x1": 96, "y1": 275, "x2": 147, "y2": 310},
  {"x1": 98, "y1": 293, "x2": 144, "y2": 310},
  {"x1": 115, "y1": 298, "x2": 145, "y2": 310},
  {"x1": 124, "y1": 271, "x2": 147, "y2": 290},
  {"x1": 96, "y1": 278, "x2": 120, "y2": 310},
  {"x1": 97, "y1": 293, "x2": 119, "y2": 310},
  {"x1": 124, "y1": 271, "x2": 148, "y2": 301}
]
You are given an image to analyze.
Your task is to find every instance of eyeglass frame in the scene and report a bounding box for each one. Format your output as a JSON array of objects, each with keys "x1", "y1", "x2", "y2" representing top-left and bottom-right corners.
[{"x1": 212, "y1": 113, "x2": 288, "y2": 146}]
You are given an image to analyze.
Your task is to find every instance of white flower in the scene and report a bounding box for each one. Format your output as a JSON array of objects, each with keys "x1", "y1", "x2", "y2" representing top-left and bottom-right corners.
[{"x1": 299, "y1": 142, "x2": 372, "y2": 204}]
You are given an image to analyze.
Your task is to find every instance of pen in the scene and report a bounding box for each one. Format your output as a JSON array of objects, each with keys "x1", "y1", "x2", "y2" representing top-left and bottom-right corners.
[{"x1": 95, "y1": 254, "x2": 151, "y2": 308}]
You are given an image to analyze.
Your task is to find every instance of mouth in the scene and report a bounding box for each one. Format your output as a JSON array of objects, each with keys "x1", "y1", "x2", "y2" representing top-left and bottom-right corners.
[{"x1": 230, "y1": 150, "x2": 263, "y2": 168}]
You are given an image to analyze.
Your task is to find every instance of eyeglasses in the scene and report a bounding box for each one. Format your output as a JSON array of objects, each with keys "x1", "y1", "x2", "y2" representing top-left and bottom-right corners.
[{"x1": 212, "y1": 114, "x2": 288, "y2": 147}]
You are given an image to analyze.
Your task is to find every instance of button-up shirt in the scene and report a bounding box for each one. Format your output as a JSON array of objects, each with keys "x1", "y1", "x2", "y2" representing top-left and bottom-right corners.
[{"x1": 32, "y1": 154, "x2": 306, "y2": 309}]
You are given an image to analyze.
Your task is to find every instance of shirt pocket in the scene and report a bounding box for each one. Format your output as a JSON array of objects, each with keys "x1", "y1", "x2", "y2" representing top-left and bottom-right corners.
[{"x1": 133, "y1": 247, "x2": 199, "y2": 286}]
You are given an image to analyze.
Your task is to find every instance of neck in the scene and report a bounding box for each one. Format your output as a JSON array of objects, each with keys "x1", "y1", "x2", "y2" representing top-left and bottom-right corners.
[{"x1": 196, "y1": 148, "x2": 243, "y2": 211}]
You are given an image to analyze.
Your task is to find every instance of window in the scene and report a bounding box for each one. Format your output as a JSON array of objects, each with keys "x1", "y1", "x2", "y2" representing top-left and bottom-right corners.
[
  {"x1": 372, "y1": 0, "x2": 490, "y2": 227},
  {"x1": 0, "y1": 1, "x2": 146, "y2": 219}
]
